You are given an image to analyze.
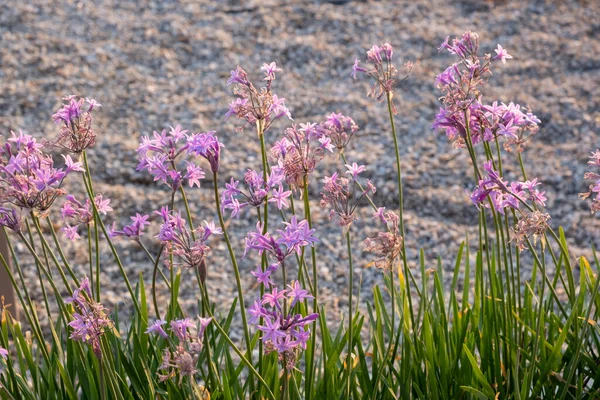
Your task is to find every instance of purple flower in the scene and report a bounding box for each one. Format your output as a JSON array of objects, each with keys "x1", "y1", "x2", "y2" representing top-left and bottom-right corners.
[
  {"x1": 109, "y1": 213, "x2": 150, "y2": 240},
  {"x1": 154, "y1": 207, "x2": 220, "y2": 270},
  {"x1": 146, "y1": 319, "x2": 169, "y2": 339},
  {"x1": 251, "y1": 264, "x2": 275, "y2": 286},
  {"x1": 222, "y1": 167, "x2": 289, "y2": 218},
  {"x1": 0, "y1": 347, "x2": 7, "y2": 360},
  {"x1": 351, "y1": 58, "x2": 367, "y2": 79},
  {"x1": 1, "y1": 130, "x2": 74, "y2": 212},
  {"x1": 250, "y1": 277, "x2": 318, "y2": 369},
  {"x1": 244, "y1": 217, "x2": 317, "y2": 263},
  {"x1": 345, "y1": 162, "x2": 366, "y2": 179},
  {"x1": 469, "y1": 161, "x2": 546, "y2": 214},
  {"x1": 268, "y1": 185, "x2": 292, "y2": 210},
  {"x1": 270, "y1": 124, "x2": 328, "y2": 190},
  {"x1": 60, "y1": 194, "x2": 112, "y2": 241},
  {"x1": 137, "y1": 125, "x2": 207, "y2": 191},
  {"x1": 226, "y1": 63, "x2": 292, "y2": 133},
  {"x1": 261, "y1": 62, "x2": 282, "y2": 81},
  {"x1": 186, "y1": 131, "x2": 223, "y2": 173},
  {"x1": 66, "y1": 278, "x2": 112, "y2": 359},
  {"x1": 318, "y1": 113, "x2": 359, "y2": 151},
  {"x1": 170, "y1": 318, "x2": 195, "y2": 341},
  {"x1": 52, "y1": 95, "x2": 100, "y2": 153},
  {"x1": 0, "y1": 207, "x2": 22, "y2": 232}
]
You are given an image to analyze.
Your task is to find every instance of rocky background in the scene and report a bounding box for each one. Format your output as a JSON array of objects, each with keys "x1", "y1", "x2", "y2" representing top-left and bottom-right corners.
[{"x1": 1, "y1": 0, "x2": 599, "y2": 331}]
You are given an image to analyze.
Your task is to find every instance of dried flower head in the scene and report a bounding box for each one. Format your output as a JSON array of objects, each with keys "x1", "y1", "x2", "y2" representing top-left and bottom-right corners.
[
  {"x1": 511, "y1": 211, "x2": 550, "y2": 251},
  {"x1": 364, "y1": 209, "x2": 403, "y2": 271}
]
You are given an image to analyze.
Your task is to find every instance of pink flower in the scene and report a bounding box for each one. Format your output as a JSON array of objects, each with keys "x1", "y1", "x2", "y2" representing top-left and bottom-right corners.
[{"x1": 493, "y1": 44, "x2": 513, "y2": 64}]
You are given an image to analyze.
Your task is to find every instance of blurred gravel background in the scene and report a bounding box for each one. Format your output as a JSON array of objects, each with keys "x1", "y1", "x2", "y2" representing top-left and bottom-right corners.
[{"x1": 1, "y1": 0, "x2": 599, "y2": 331}]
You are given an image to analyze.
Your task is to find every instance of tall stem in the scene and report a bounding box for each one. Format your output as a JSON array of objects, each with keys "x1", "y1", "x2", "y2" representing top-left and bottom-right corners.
[
  {"x1": 345, "y1": 231, "x2": 354, "y2": 397},
  {"x1": 386, "y1": 92, "x2": 415, "y2": 332},
  {"x1": 211, "y1": 172, "x2": 253, "y2": 369}
]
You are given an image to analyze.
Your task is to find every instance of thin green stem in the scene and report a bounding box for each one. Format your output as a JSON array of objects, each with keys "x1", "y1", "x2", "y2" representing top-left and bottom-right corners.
[
  {"x1": 211, "y1": 171, "x2": 253, "y2": 368},
  {"x1": 345, "y1": 231, "x2": 354, "y2": 398}
]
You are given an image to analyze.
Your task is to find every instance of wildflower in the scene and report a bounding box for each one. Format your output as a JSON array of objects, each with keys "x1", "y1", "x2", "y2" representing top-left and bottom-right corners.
[
  {"x1": 52, "y1": 95, "x2": 101, "y2": 153},
  {"x1": 155, "y1": 207, "x2": 220, "y2": 270},
  {"x1": 352, "y1": 43, "x2": 412, "y2": 114},
  {"x1": 512, "y1": 211, "x2": 550, "y2": 251},
  {"x1": 221, "y1": 167, "x2": 291, "y2": 218},
  {"x1": 580, "y1": 149, "x2": 600, "y2": 214},
  {"x1": 109, "y1": 213, "x2": 150, "y2": 240},
  {"x1": 0, "y1": 347, "x2": 7, "y2": 359},
  {"x1": 364, "y1": 211, "x2": 403, "y2": 271},
  {"x1": 60, "y1": 194, "x2": 112, "y2": 241},
  {"x1": 320, "y1": 166, "x2": 376, "y2": 231},
  {"x1": 250, "y1": 279, "x2": 317, "y2": 369},
  {"x1": 0, "y1": 130, "x2": 76, "y2": 213},
  {"x1": 244, "y1": 216, "x2": 317, "y2": 263},
  {"x1": 270, "y1": 124, "x2": 332, "y2": 190},
  {"x1": 0, "y1": 207, "x2": 23, "y2": 233},
  {"x1": 66, "y1": 278, "x2": 112, "y2": 358},
  {"x1": 318, "y1": 113, "x2": 359, "y2": 152},
  {"x1": 137, "y1": 125, "x2": 206, "y2": 191},
  {"x1": 469, "y1": 161, "x2": 546, "y2": 215},
  {"x1": 493, "y1": 44, "x2": 513, "y2": 64},
  {"x1": 146, "y1": 319, "x2": 168, "y2": 339},
  {"x1": 186, "y1": 130, "x2": 224, "y2": 173},
  {"x1": 226, "y1": 63, "x2": 292, "y2": 133},
  {"x1": 433, "y1": 33, "x2": 535, "y2": 150},
  {"x1": 170, "y1": 318, "x2": 195, "y2": 341}
]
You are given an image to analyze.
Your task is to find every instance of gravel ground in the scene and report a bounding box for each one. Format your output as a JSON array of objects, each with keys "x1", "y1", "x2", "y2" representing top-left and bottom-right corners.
[{"x1": 1, "y1": 0, "x2": 599, "y2": 334}]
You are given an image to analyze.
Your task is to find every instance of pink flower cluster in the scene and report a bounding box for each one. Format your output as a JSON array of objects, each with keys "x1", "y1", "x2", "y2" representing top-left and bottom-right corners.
[
  {"x1": 248, "y1": 276, "x2": 317, "y2": 370},
  {"x1": 0, "y1": 130, "x2": 82, "y2": 221},
  {"x1": 470, "y1": 161, "x2": 546, "y2": 215},
  {"x1": 65, "y1": 278, "x2": 112, "y2": 358},
  {"x1": 433, "y1": 32, "x2": 540, "y2": 151},
  {"x1": 221, "y1": 167, "x2": 291, "y2": 218},
  {"x1": 155, "y1": 206, "x2": 222, "y2": 273},
  {"x1": 60, "y1": 194, "x2": 113, "y2": 241},
  {"x1": 52, "y1": 95, "x2": 101, "y2": 153},
  {"x1": 352, "y1": 43, "x2": 412, "y2": 113},
  {"x1": 226, "y1": 62, "x2": 292, "y2": 133}
]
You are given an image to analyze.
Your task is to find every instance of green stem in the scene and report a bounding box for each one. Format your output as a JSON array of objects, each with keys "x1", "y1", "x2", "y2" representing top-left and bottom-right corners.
[
  {"x1": 82, "y1": 151, "x2": 143, "y2": 319},
  {"x1": 345, "y1": 231, "x2": 354, "y2": 398},
  {"x1": 211, "y1": 171, "x2": 253, "y2": 368}
]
